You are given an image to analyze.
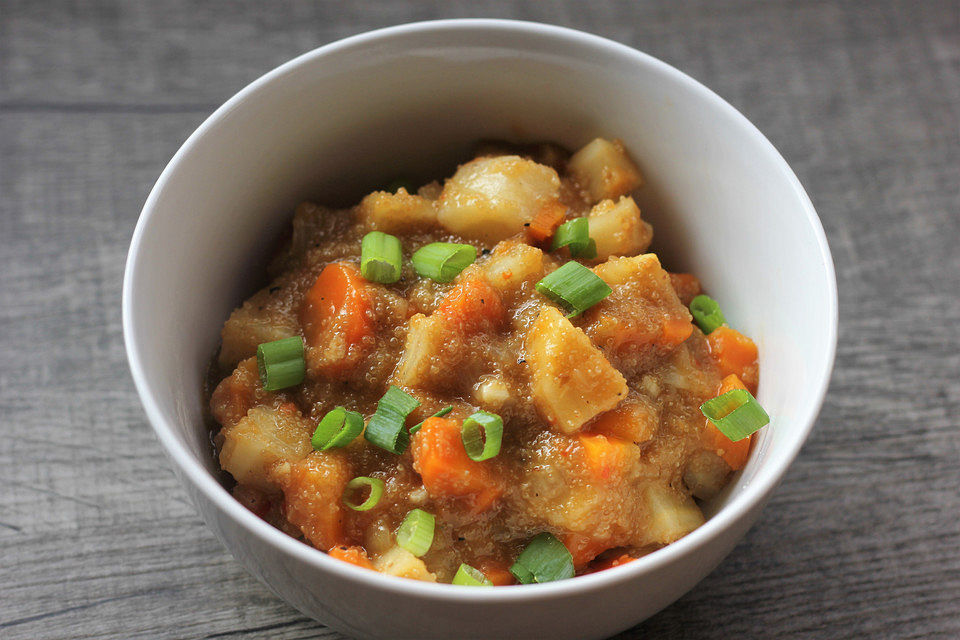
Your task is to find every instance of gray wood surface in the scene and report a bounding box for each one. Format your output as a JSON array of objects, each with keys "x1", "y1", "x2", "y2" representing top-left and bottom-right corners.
[{"x1": 1, "y1": 1, "x2": 958, "y2": 638}]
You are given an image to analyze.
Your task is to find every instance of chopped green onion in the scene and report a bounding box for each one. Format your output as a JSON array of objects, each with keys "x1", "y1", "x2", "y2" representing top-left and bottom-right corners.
[
  {"x1": 535, "y1": 261, "x2": 612, "y2": 317},
  {"x1": 690, "y1": 295, "x2": 726, "y2": 334},
  {"x1": 551, "y1": 218, "x2": 597, "y2": 259},
  {"x1": 452, "y1": 563, "x2": 493, "y2": 586},
  {"x1": 409, "y1": 406, "x2": 453, "y2": 435},
  {"x1": 360, "y1": 231, "x2": 402, "y2": 284},
  {"x1": 256, "y1": 336, "x2": 305, "y2": 391},
  {"x1": 364, "y1": 385, "x2": 421, "y2": 454},
  {"x1": 510, "y1": 561, "x2": 536, "y2": 585},
  {"x1": 342, "y1": 476, "x2": 385, "y2": 511},
  {"x1": 461, "y1": 410, "x2": 503, "y2": 461},
  {"x1": 509, "y1": 532, "x2": 575, "y2": 584},
  {"x1": 311, "y1": 407, "x2": 364, "y2": 450},
  {"x1": 396, "y1": 508, "x2": 435, "y2": 557},
  {"x1": 411, "y1": 242, "x2": 477, "y2": 283},
  {"x1": 385, "y1": 178, "x2": 414, "y2": 193},
  {"x1": 700, "y1": 388, "x2": 769, "y2": 441}
]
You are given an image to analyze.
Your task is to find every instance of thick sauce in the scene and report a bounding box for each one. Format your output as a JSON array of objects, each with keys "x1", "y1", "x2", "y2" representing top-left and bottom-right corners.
[{"x1": 207, "y1": 138, "x2": 760, "y2": 583}]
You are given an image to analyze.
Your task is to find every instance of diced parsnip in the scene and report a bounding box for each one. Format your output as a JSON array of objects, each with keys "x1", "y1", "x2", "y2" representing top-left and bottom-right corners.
[
  {"x1": 355, "y1": 189, "x2": 437, "y2": 233},
  {"x1": 373, "y1": 546, "x2": 437, "y2": 582},
  {"x1": 219, "y1": 289, "x2": 298, "y2": 368},
  {"x1": 683, "y1": 450, "x2": 732, "y2": 500},
  {"x1": 437, "y1": 155, "x2": 561, "y2": 244},
  {"x1": 395, "y1": 312, "x2": 439, "y2": 388},
  {"x1": 587, "y1": 196, "x2": 653, "y2": 260},
  {"x1": 588, "y1": 393, "x2": 660, "y2": 444},
  {"x1": 584, "y1": 255, "x2": 693, "y2": 374},
  {"x1": 219, "y1": 405, "x2": 312, "y2": 491},
  {"x1": 526, "y1": 306, "x2": 628, "y2": 433},
  {"x1": 473, "y1": 374, "x2": 512, "y2": 410},
  {"x1": 480, "y1": 240, "x2": 545, "y2": 296},
  {"x1": 273, "y1": 450, "x2": 352, "y2": 550},
  {"x1": 643, "y1": 484, "x2": 705, "y2": 544},
  {"x1": 568, "y1": 138, "x2": 643, "y2": 203}
]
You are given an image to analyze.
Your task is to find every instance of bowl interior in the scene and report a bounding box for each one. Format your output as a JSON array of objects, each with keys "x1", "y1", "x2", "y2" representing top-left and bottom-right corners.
[{"x1": 125, "y1": 22, "x2": 835, "y2": 565}]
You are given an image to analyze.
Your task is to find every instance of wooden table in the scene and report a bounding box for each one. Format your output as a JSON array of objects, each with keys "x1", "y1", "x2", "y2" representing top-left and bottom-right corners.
[{"x1": 2, "y1": 1, "x2": 957, "y2": 638}]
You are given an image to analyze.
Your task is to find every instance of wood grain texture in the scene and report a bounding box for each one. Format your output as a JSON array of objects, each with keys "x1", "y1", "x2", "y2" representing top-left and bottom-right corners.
[{"x1": 1, "y1": 1, "x2": 958, "y2": 638}]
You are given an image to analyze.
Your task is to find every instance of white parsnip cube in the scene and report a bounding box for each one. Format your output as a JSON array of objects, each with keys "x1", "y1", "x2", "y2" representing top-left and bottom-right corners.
[
  {"x1": 569, "y1": 138, "x2": 643, "y2": 203},
  {"x1": 219, "y1": 290, "x2": 297, "y2": 368},
  {"x1": 526, "y1": 306, "x2": 628, "y2": 433},
  {"x1": 373, "y1": 546, "x2": 437, "y2": 582},
  {"x1": 437, "y1": 155, "x2": 561, "y2": 244},
  {"x1": 481, "y1": 240, "x2": 545, "y2": 295},
  {"x1": 587, "y1": 196, "x2": 653, "y2": 260},
  {"x1": 643, "y1": 484, "x2": 705, "y2": 544},
  {"x1": 219, "y1": 406, "x2": 312, "y2": 491},
  {"x1": 356, "y1": 189, "x2": 437, "y2": 233},
  {"x1": 395, "y1": 312, "x2": 438, "y2": 389}
]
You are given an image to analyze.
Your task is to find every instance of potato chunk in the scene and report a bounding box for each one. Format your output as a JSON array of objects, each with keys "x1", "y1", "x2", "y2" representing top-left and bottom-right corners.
[
  {"x1": 526, "y1": 306, "x2": 628, "y2": 433},
  {"x1": 356, "y1": 189, "x2": 437, "y2": 233},
  {"x1": 568, "y1": 138, "x2": 643, "y2": 202},
  {"x1": 274, "y1": 451, "x2": 352, "y2": 549},
  {"x1": 373, "y1": 546, "x2": 437, "y2": 582},
  {"x1": 437, "y1": 156, "x2": 561, "y2": 244},
  {"x1": 642, "y1": 484, "x2": 705, "y2": 545},
  {"x1": 219, "y1": 405, "x2": 312, "y2": 491},
  {"x1": 587, "y1": 197, "x2": 653, "y2": 260}
]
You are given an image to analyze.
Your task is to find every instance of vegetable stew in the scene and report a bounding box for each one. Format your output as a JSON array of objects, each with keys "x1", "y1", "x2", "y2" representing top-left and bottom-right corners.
[{"x1": 207, "y1": 137, "x2": 767, "y2": 584}]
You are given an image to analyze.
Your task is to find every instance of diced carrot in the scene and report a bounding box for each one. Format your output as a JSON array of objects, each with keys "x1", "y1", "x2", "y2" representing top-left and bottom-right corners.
[
  {"x1": 527, "y1": 201, "x2": 567, "y2": 244},
  {"x1": 411, "y1": 417, "x2": 501, "y2": 513},
  {"x1": 328, "y1": 545, "x2": 374, "y2": 570},
  {"x1": 588, "y1": 400, "x2": 657, "y2": 444},
  {"x1": 706, "y1": 326, "x2": 759, "y2": 393},
  {"x1": 703, "y1": 374, "x2": 753, "y2": 471},
  {"x1": 658, "y1": 317, "x2": 694, "y2": 347},
  {"x1": 563, "y1": 533, "x2": 609, "y2": 569},
  {"x1": 668, "y1": 273, "x2": 701, "y2": 306},
  {"x1": 590, "y1": 553, "x2": 634, "y2": 572},
  {"x1": 436, "y1": 276, "x2": 505, "y2": 332},
  {"x1": 478, "y1": 560, "x2": 515, "y2": 586},
  {"x1": 300, "y1": 262, "x2": 374, "y2": 373},
  {"x1": 578, "y1": 433, "x2": 633, "y2": 481}
]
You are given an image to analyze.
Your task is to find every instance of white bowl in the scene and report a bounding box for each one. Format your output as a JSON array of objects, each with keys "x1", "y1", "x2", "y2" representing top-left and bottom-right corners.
[{"x1": 123, "y1": 19, "x2": 837, "y2": 640}]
